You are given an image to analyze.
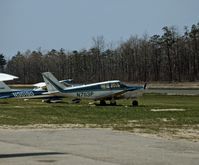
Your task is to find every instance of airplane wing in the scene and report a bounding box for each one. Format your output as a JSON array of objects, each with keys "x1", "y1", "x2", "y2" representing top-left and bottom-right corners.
[
  {"x1": 0, "y1": 73, "x2": 18, "y2": 81},
  {"x1": 21, "y1": 94, "x2": 64, "y2": 99},
  {"x1": 33, "y1": 82, "x2": 46, "y2": 87},
  {"x1": 94, "y1": 90, "x2": 128, "y2": 100},
  {"x1": 42, "y1": 91, "x2": 61, "y2": 95}
]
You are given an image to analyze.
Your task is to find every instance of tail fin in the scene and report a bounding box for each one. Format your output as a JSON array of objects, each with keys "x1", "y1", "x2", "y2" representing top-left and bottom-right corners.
[
  {"x1": 0, "y1": 81, "x2": 12, "y2": 93},
  {"x1": 42, "y1": 72, "x2": 66, "y2": 92}
]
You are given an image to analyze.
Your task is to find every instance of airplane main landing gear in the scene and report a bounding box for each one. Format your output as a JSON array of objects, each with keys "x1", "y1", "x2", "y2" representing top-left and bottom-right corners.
[
  {"x1": 42, "y1": 99, "x2": 62, "y2": 103},
  {"x1": 132, "y1": 100, "x2": 138, "y2": 107},
  {"x1": 98, "y1": 100, "x2": 117, "y2": 106},
  {"x1": 72, "y1": 98, "x2": 81, "y2": 104},
  {"x1": 100, "y1": 100, "x2": 106, "y2": 106}
]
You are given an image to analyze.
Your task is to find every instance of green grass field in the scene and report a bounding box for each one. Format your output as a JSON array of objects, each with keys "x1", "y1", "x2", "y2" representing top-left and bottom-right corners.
[
  {"x1": 0, "y1": 94, "x2": 198, "y2": 132},
  {"x1": 0, "y1": 94, "x2": 198, "y2": 141}
]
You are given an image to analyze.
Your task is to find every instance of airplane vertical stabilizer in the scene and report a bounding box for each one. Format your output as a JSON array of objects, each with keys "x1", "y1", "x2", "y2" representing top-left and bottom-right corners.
[
  {"x1": 42, "y1": 72, "x2": 65, "y2": 92},
  {"x1": 0, "y1": 81, "x2": 12, "y2": 93}
]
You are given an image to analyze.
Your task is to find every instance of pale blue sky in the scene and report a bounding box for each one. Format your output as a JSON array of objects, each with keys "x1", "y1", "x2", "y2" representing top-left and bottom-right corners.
[{"x1": 1, "y1": 0, "x2": 199, "y2": 57}]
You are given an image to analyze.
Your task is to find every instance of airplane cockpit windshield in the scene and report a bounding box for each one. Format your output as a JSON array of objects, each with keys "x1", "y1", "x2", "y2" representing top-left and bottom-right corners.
[{"x1": 101, "y1": 82, "x2": 121, "y2": 89}]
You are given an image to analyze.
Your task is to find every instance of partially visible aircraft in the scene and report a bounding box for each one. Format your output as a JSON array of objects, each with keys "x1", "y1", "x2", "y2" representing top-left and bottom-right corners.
[
  {"x1": 0, "y1": 81, "x2": 63, "y2": 102},
  {"x1": 0, "y1": 73, "x2": 73, "y2": 102},
  {"x1": 0, "y1": 81, "x2": 44, "y2": 99},
  {"x1": 0, "y1": 73, "x2": 18, "y2": 81},
  {"x1": 33, "y1": 79, "x2": 73, "y2": 91},
  {"x1": 42, "y1": 72, "x2": 146, "y2": 106}
]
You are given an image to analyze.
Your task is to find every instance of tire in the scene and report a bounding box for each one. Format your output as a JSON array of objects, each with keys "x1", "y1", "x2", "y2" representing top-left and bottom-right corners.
[
  {"x1": 72, "y1": 98, "x2": 81, "y2": 104},
  {"x1": 100, "y1": 100, "x2": 106, "y2": 106},
  {"x1": 132, "y1": 100, "x2": 138, "y2": 107}
]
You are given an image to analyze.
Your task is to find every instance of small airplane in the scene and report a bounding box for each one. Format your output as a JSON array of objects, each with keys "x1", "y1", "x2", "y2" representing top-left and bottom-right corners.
[{"x1": 42, "y1": 72, "x2": 147, "y2": 106}]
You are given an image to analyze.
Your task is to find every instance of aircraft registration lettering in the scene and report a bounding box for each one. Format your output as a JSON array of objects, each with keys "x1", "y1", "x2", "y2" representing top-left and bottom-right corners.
[
  {"x1": 13, "y1": 91, "x2": 35, "y2": 97},
  {"x1": 76, "y1": 91, "x2": 94, "y2": 97}
]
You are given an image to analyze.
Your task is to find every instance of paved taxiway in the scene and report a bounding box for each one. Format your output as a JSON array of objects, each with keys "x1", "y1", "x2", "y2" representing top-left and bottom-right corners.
[{"x1": 0, "y1": 128, "x2": 199, "y2": 165}]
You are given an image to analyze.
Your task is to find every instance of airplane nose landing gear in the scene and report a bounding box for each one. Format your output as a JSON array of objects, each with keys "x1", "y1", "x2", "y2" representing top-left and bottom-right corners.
[
  {"x1": 100, "y1": 100, "x2": 106, "y2": 106},
  {"x1": 132, "y1": 100, "x2": 138, "y2": 107}
]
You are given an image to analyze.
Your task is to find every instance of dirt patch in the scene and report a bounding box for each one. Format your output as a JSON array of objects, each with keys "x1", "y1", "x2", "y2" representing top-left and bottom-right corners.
[
  {"x1": 14, "y1": 106, "x2": 25, "y2": 108},
  {"x1": 0, "y1": 124, "x2": 198, "y2": 142},
  {"x1": 158, "y1": 128, "x2": 199, "y2": 142},
  {"x1": 0, "y1": 124, "x2": 104, "y2": 129},
  {"x1": 151, "y1": 108, "x2": 185, "y2": 112}
]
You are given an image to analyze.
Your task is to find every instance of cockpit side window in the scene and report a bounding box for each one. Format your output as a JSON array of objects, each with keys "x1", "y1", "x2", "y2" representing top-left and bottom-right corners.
[
  {"x1": 110, "y1": 82, "x2": 120, "y2": 88},
  {"x1": 101, "y1": 84, "x2": 110, "y2": 89}
]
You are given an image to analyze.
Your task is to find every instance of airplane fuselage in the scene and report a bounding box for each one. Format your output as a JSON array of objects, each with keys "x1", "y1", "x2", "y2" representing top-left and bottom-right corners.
[
  {"x1": 55, "y1": 89, "x2": 124, "y2": 100},
  {"x1": 0, "y1": 89, "x2": 45, "y2": 99},
  {"x1": 50, "y1": 82, "x2": 144, "y2": 100}
]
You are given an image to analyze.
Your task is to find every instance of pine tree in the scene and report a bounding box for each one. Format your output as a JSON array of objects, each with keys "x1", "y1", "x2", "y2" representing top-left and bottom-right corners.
[{"x1": 0, "y1": 54, "x2": 6, "y2": 72}]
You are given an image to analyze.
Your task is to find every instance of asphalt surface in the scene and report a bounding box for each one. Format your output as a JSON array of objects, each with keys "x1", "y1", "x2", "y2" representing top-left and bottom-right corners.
[{"x1": 0, "y1": 128, "x2": 199, "y2": 165}]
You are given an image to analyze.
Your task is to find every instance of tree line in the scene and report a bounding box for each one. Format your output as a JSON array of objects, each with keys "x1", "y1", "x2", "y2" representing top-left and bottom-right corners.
[{"x1": 1, "y1": 22, "x2": 199, "y2": 84}]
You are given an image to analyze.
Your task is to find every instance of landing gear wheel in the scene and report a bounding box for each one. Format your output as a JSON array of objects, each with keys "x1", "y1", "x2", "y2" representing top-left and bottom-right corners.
[
  {"x1": 72, "y1": 98, "x2": 81, "y2": 104},
  {"x1": 100, "y1": 100, "x2": 106, "y2": 106},
  {"x1": 43, "y1": 99, "x2": 51, "y2": 103},
  {"x1": 132, "y1": 100, "x2": 138, "y2": 107}
]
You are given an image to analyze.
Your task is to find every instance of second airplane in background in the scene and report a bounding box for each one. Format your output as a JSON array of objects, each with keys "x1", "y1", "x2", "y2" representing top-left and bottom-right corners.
[{"x1": 42, "y1": 72, "x2": 146, "y2": 106}]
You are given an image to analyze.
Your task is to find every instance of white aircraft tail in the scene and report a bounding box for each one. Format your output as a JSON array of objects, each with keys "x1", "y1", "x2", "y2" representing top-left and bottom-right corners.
[
  {"x1": 42, "y1": 72, "x2": 65, "y2": 92},
  {"x1": 0, "y1": 81, "x2": 12, "y2": 93}
]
